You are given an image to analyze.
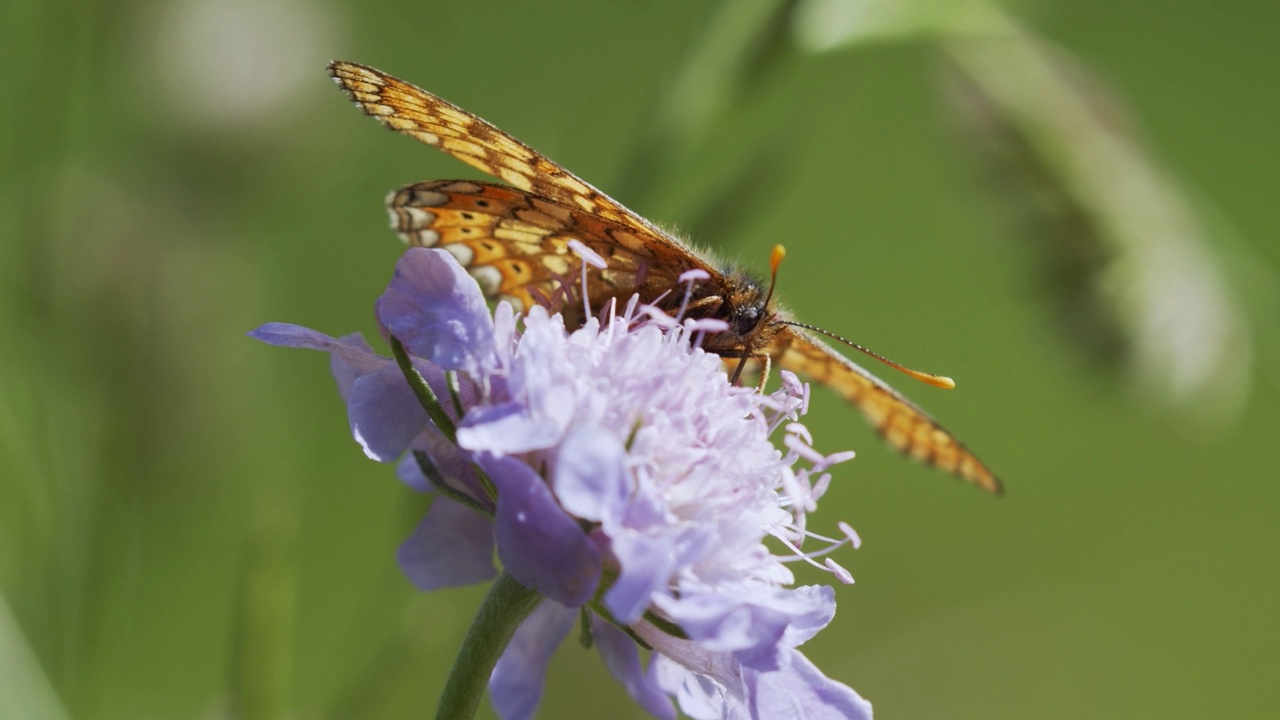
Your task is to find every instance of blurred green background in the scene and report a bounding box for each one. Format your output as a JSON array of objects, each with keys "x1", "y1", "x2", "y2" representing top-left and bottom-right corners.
[{"x1": 3, "y1": 0, "x2": 1277, "y2": 718}]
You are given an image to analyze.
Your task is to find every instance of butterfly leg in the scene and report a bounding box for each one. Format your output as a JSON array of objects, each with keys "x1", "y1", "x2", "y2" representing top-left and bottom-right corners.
[
  {"x1": 728, "y1": 352, "x2": 771, "y2": 391},
  {"x1": 755, "y1": 352, "x2": 771, "y2": 392},
  {"x1": 683, "y1": 294, "x2": 725, "y2": 319},
  {"x1": 730, "y1": 352, "x2": 749, "y2": 384}
]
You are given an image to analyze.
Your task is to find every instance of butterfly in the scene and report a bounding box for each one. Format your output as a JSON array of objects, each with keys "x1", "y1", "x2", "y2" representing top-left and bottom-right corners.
[{"x1": 328, "y1": 61, "x2": 1003, "y2": 495}]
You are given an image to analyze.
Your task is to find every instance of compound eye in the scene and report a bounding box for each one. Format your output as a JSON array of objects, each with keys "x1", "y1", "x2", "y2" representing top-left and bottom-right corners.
[{"x1": 734, "y1": 305, "x2": 762, "y2": 336}]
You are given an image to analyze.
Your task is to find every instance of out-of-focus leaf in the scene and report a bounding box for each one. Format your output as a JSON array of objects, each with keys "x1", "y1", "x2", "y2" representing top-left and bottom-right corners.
[
  {"x1": 791, "y1": 0, "x2": 1002, "y2": 51},
  {"x1": 229, "y1": 507, "x2": 298, "y2": 720},
  {"x1": 942, "y1": 24, "x2": 1252, "y2": 422},
  {"x1": 614, "y1": 0, "x2": 800, "y2": 209},
  {"x1": 684, "y1": 147, "x2": 789, "y2": 249},
  {"x1": 0, "y1": 594, "x2": 70, "y2": 720},
  {"x1": 147, "y1": 0, "x2": 334, "y2": 131}
]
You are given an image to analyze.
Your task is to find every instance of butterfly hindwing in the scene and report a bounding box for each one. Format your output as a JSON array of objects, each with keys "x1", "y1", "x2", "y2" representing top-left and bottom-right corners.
[{"x1": 387, "y1": 179, "x2": 694, "y2": 320}]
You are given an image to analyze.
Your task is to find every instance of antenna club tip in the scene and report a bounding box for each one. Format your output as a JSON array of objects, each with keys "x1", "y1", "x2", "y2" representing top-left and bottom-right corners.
[
  {"x1": 908, "y1": 370, "x2": 955, "y2": 390},
  {"x1": 770, "y1": 244, "x2": 786, "y2": 273}
]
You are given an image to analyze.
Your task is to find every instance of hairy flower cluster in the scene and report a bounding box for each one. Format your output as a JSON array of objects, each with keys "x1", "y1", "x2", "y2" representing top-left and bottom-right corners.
[{"x1": 251, "y1": 247, "x2": 871, "y2": 719}]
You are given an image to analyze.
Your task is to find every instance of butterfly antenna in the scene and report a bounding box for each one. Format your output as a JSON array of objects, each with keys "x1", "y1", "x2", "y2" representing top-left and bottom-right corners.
[
  {"x1": 763, "y1": 244, "x2": 786, "y2": 309},
  {"x1": 728, "y1": 246, "x2": 788, "y2": 387},
  {"x1": 781, "y1": 320, "x2": 957, "y2": 390}
]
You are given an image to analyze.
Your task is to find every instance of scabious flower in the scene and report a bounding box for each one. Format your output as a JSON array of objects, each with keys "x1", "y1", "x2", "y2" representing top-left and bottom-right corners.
[{"x1": 250, "y1": 247, "x2": 871, "y2": 720}]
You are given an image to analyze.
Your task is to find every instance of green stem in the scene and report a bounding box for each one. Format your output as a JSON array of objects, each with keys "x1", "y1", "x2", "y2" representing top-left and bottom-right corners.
[
  {"x1": 412, "y1": 452, "x2": 493, "y2": 518},
  {"x1": 389, "y1": 336, "x2": 457, "y2": 444},
  {"x1": 436, "y1": 572, "x2": 543, "y2": 720}
]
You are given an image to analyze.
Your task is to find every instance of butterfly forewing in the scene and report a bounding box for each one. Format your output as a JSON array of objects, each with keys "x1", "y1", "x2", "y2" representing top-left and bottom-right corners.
[
  {"x1": 768, "y1": 328, "x2": 1002, "y2": 494},
  {"x1": 330, "y1": 60, "x2": 1003, "y2": 495},
  {"x1": 330, "y1": 61, "x2": 704, "y2": 267}
]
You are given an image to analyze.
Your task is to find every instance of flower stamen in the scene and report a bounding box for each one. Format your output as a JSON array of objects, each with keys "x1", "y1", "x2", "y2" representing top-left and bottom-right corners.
[
  {"x1": 770, "y1": 525, "x2": 859, "y2": 585},
  {"x1": 567, "y1": 239, "x2": 606, "y2": 320},
  {"x1": 675, "y1": 268, "x2": 710, "y2": 321}
]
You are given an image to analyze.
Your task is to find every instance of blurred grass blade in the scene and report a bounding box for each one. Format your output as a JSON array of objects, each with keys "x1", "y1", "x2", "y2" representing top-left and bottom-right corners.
[
  {"x1": 791, "y1": 0, "x2": 1001, "y2": 51},
  {"x1": 941, "y1": 22, "x2": 1252, "y2": 422},
  {"x1": 229, "y1": 506, "x2": 298, "y2": 720},
  {"x1": 684, "y1": 148, "x2": 788, "y2": 246},
  {"x1": 0, "y1": 594, "x2": 69, "y2": 720},
  {"x1": 614, "y1": 0, "x2": 800, "y2": 209}
]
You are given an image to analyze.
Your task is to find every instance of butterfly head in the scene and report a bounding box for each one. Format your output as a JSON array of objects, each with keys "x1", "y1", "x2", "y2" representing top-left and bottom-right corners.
[
  {"x1": 690, "y1": 268, "x2": 782, "y2": 357},
  {"x1": 724, "y1": 272, "x2": 771, "y2": 337},
  {"x1": 725, "y1": 244, "x2": 789, "y2": 352}
]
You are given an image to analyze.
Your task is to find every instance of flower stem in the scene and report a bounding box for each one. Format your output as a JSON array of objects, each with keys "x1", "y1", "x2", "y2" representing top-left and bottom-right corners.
[
  {"x1": 412, "y1": 451, "x2": 493, "y2": 519},
  {"x1": 436, "y1": 572, "x2": 543, "y2": 720},
  {"x1": 389, "y1": 335, "x2": 457, "y2": 444}
]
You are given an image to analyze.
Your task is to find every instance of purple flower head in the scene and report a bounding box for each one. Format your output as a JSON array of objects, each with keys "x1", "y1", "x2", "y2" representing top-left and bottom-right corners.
[{"x1": 250, "y1": 247, "x2": 870, "y2": 719}]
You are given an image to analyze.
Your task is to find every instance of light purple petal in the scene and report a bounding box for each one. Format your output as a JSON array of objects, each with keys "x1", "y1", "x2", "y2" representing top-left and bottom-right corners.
[
  {"x1": 650, "y1": 591, "x2": 782, "y2": 662},
  {"x1": 778, "y1": 585, "x2": 837, "y2": 648},
  {"x1": 395, "y1": 453, "x2": 433, "y2": 493},
  {"x1": 403, "y1": 423, "x2": 492, "y2": 505},
  {"x1": 489, "y1": 602, "x2": 577, "y2": 720},
  {"x1": 643, "y1": 631, "x2": 740, "y2": 719},
  {"x1": 639, "y1": 622, "x2": 871, "y2": 720},
  {"x1": 745, "y1": 650, "x2": 873, "y2": 720},
  {"x1": 457, "y1": 403, "x2": 562, "y2": 454},
  {"x1": 606, "y1": 523, "x2": 716, "y2": 625},
  {"x1": 604, "y1": 531, "x2": 676, "y2": 624},
  {"x1": 329, "y1": 333, "x2": 384, "y2": 401},
  {"x1": 553, "y1": 426, "x2": 629, "y2": 522},
  {"x1": 652, "y1": 585, "x2": 835, "y2": 671},
  {"x1": 554, "y1": 429, "x2": 683, "y2": 623},
  {"x1": 481, "y1": 455, "x2": 601, "y2": 607},
  {"x1": 249, "y1": 322, "x2": 353, "y2": 353},
  {"x1": 652, "y1": 658, "x2": 726, "y2": 720},
  {"x1": 251, "y1": 323, "x2": 459, "y2": 462},
  {"x1": 396, "y1": 498, "x2": 496, "y2": 591},
  {"x1": 347, "y1": 364, "x2": 430, "y2": 462},
  {"x1": 248, "y1": 323, "x2": 386, "y2": 399},
  {"x1": 591, "y1": 616, "x2": 675, "y2": 720},
  {"x1": 321, "y1": 335, "x2": 455, "y2": 436},
  {"x1": 376, "y1": 248, "x2": 494, "y2": 373}
]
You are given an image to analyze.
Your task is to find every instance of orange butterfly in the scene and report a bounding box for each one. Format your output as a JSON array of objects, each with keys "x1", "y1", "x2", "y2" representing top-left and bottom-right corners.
[{"x1": 329, "y1": 61, "x2": 1003, "y2": 495}]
